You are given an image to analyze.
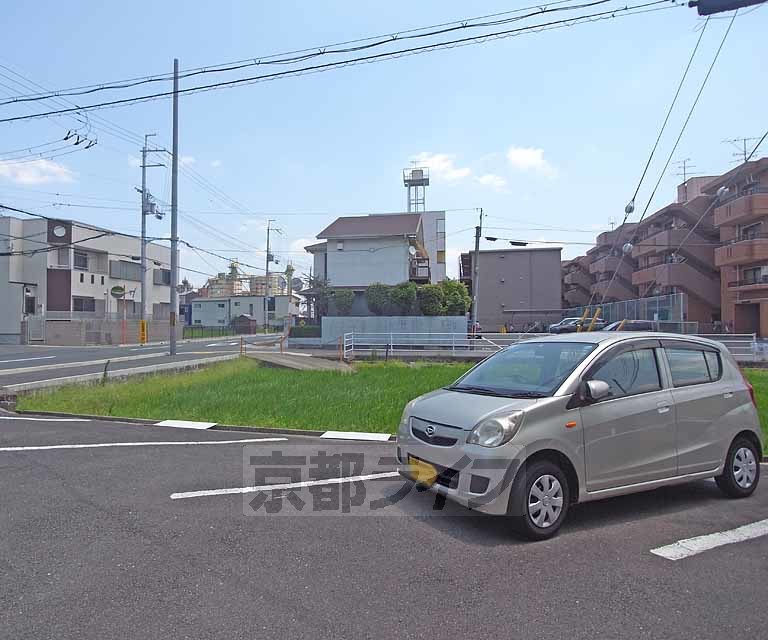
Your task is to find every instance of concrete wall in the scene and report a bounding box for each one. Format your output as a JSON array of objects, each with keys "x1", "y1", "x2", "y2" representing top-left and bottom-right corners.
[
  {"x1": 44, "y1": 319, "x2": 183, "y2": 346},
  {"x1": 321, "y1": 315, "x2": 467, "y2": 344},
  {"x1": 474, "y1": 247, "x2": 562, "y2": 330},
  {"x1": 325, "y1": 237, "x2": 409, "y2": 287}
]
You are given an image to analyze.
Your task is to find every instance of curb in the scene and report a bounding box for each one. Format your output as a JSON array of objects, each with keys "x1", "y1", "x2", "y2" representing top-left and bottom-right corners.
[{"x1": 13, "y1": 410, "x2": 397, "y2": 442}]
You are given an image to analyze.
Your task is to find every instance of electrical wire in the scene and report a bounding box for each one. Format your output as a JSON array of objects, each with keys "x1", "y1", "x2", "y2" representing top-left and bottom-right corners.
[{"x1": 0, "y1": 1, "x2": 680, "y2": 125}]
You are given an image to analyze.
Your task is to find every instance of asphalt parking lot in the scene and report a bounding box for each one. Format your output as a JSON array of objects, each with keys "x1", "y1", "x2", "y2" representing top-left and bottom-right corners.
[{"x1": 1, "y1": 416, "x2": 766, "y2": 639}]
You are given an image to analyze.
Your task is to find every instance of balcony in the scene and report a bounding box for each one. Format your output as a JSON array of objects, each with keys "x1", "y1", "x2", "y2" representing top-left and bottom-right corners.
[
  {"x1": 713, "y1": 190, "x2": 768, "y2": 227},
  {"x1": 589, "y1": 255, "x2": 633, "y2": 280},
  {"x1": 563, "y1": 269, "x2": 591, "y2": 290},
  {"x1": 632, "y1": 262, "x2": 719, "y2": 307},
  {"x1": 590, "y1": 277, "x2": 635, "y2": 301},
  {"x1": 409, "y1": 256, "x2": 431, "y2": 283},
  {"x1": 727, "y1": 275, "x2": 768, "y2": 292},
  {"x1": 564, "y1": 285, "x2": 590, "y2": 307},
  {"x1": 632, "y1": 228, "x2": 716, "y2": 265},
  {"x1": 715, "y1": 234, "x2": 768, "y2": 266}
]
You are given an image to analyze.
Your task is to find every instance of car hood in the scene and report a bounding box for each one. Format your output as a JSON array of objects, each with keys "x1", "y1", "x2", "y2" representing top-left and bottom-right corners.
[{"x1": 409, "y1": 388, "x2": 540, "y2": 430}]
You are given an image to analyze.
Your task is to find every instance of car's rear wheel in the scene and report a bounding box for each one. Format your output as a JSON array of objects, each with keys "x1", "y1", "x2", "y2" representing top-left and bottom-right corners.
[
  {"x1": 508, "y1": 460, "x2": 570, "y2": 541},
  {"x1": 715, "y1": 437, "x2": 760, "y2": 498}
]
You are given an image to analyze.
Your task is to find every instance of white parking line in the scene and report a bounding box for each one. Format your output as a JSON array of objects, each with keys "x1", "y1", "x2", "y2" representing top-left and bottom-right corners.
[
  {"x1": 170, "y1": 471, "x2": 400, "y2": 500},
  {"x1": 650, "y1": 518, "x2": 768, "y2": 561},
  {"x1": 0, "y1": 356, "x2": 57, "y2": 364},
  {"x1": 320, "y1": 431, "x2": 392, "y2": 442},
  {"x1": 155, "y1": 419, "x2": 217, "y2": 430},
  {"x1": 0, "y1": 437, "x2": 287, "y2": 452}
]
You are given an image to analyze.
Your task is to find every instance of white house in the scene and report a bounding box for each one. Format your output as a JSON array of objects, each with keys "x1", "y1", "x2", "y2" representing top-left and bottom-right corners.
[
  {"x1": 191, "y1": 294, "x2": 301, "y2": 328},
  {"x1": 0, "y1": 215, "x2": 172, "y2": 343}
]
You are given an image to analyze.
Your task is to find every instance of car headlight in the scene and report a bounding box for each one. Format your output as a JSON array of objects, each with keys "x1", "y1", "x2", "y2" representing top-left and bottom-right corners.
[{"x1": 466, "y1": 412, "x2": 524, "y2": 447}]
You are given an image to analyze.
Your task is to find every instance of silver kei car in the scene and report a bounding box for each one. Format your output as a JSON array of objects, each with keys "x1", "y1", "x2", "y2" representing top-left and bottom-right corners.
[{"x1": 396, "y1": 332, "x2": 762, "y2": 540}]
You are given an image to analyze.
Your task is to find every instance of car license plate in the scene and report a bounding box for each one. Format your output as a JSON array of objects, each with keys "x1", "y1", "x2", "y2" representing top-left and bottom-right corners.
[{"x1": 408, "y1": 456, "x2": 438, "y2": 486}]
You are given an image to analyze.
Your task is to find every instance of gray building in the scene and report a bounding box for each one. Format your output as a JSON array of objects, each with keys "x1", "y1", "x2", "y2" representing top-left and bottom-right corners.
[
  {"x1": 191, "y1": 294, "x2": 300, "y2": 329},
  {"x1": 460, "y1": 247, "x2": 562, "y2": 331}
]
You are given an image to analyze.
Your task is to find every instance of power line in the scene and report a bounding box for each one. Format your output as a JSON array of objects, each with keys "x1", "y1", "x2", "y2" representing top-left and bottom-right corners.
[
  {"x1": 0, "y1": 0, "x2": 613, "y2": 106},
  {"x1": 0, "y1": 1, "x2": 680, "y2": 125}
]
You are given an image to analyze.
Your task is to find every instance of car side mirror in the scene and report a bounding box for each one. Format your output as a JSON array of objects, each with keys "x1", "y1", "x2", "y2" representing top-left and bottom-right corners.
[{"x1": 584, "y1": 380, "x2": 610, "y2": 403}]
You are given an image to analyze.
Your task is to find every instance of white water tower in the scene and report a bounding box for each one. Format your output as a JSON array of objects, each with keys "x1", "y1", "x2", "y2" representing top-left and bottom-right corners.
[{"x1": 403, "y1": 165, "x2": 430, "y2": 212}]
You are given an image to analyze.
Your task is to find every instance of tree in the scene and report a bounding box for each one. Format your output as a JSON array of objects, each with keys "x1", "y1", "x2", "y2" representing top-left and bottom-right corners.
[
  {"x1": 366, "y1": 283, "x2": 391, "y2": 316},
  {"x1": 307, "y1": 276, "x2": 331, "y2": 320},
  {"x1": 390, "y1": 282, "x2": 418, "y2": 316},
  {"x1": 440, "y1": 279, "x2": 471, "y2": 316},
  {"x1": 417, "y1": 284, "x2": 445, "y2": 316},
  {"x1": 332, "y1": 289, "x2": 354, "y2": 316}
]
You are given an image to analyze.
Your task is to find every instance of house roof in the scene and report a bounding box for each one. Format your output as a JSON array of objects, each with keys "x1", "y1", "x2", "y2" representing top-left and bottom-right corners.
[
  {"x1": 317, "y1": 213, "x2": 422, "y2": 239},
  {"x1": 304, "y1": 241, "x2": 327, "y2": 252}
]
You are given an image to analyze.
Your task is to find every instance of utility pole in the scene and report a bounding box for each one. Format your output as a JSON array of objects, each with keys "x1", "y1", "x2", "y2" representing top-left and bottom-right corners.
[
  {"x1": 169, "y1": 58, "x2": 180, "y2": 356},
  {"x1": 263, "y1": 220, "x2": 276, "y2": 332},
  {"x1": 471, "y1": 207, "x2": 483, "y2": 327},
  {"x1": 140, "y1": 133, "x2": 163, "y2": 322}
]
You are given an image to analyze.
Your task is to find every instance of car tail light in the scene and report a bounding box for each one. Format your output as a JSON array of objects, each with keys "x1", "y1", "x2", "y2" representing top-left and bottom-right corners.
[{"x1": 740, "y1": 369, "x2": 756, "y2": 407}]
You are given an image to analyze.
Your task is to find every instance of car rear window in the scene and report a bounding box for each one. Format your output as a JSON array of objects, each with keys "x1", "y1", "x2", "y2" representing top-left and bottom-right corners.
[{"x1": 666, "y1": 348, "x2": 719, "y2": 386}]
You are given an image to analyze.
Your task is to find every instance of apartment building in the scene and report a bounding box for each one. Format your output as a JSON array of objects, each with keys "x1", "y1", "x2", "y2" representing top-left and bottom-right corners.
[
  {"x1": 710, "y1": 157, "x2": 768, "y2": 335},
  {"x1": 459, "y1": 246, "x2": 562, "y2": 330},
  {"x1": 631, "y1": 193, "x2": 720, "y2": 326},
  {"x1": 0, "y1": 215, "x2": 172, "y2": 344},
  {"x1": 561, "y1": 255, "x2": 592, "y2": 307},
  {"x1": 587, "y1": 223, "x2": 637, "y2": 303}
]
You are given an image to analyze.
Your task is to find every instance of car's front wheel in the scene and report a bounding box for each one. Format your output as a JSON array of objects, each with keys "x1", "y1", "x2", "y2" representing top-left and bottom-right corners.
[
  {"x1": 715, "y1": 437, "x2": 761, "y2": 498},
  {"x1": 508, "y1": 460, "x2": 570, "y2": 541}
]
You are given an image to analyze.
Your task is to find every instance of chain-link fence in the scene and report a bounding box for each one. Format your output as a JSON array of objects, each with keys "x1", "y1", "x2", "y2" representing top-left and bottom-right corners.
[{"x1": 562, "y1": 293, "x2": 696, "y2": 331}]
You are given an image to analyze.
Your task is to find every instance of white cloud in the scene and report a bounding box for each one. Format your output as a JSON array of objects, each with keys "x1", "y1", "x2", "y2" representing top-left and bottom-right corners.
[
  {"x1": 290, "y1": 237, "x2": 318, "y2": 253},
  {"x1": 0, "y1": 159, "x2": 75, "y2": 185},
  {"x1": 411, "y1": 152, "x2": 471, "y2": 182},
  {"x1": 506, "y1": 146, "x2": 556, "y2": 177},
  {"x1": 180, "y1": 155, "x2": 196, "y2": 166},
  {"x1": 475, "y1": 173, "x2": 507, "y2": 190},
  {"x1": 445, "y1": 247, "x2": 463, "y2": 279},
  {"x1": 127, "y1": 156, "x2": 140, "y2": 168},
  {"x1": 210, "y1": 159, "x2": 222, "y2": 168}
]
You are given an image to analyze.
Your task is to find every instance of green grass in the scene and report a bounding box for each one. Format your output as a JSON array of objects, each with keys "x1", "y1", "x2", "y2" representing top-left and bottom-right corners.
[
  {"x1": 182, "y1": 327, "x2": 236, "y2": 339},
  {"x1": 18, "y1": 359, "x2": 472, "y2": 433},
  {"x1": 743, "y1": 369, "x2": 768, "y2": 442},
  {"x1": 17, "y1": 360, "x2": 768, "y2": 440}
]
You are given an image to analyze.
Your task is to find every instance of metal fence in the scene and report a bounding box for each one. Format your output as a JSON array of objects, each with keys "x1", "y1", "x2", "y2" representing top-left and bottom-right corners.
[
  {"x1": 563, "y1": 293, "x2": 689, "y2": 326},
  {"x1": 341, "y1": 331, "x2": 761, "y2": 362}
]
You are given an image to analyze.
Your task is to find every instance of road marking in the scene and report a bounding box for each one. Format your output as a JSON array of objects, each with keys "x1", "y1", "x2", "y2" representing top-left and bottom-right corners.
[
  {"x1": 156, "y1": 419, "x2": 217, "y2": 430},
  {"x1": 320, "y1": 430, "x2": 392, "y2": 442},
  {"x1": 0, "y1": 356, "x2": 56, "y2": 364},
  {"x1": 0, "y1": 352, "x2": 167, "y2": 377},
  {"x1": 0, "y1": 416, "x2": 89, "y2": 422},
  {"x1": 650, "y1": 518, "x2": 768, "y2": 561},
  {"x1": 129, "y1": 346, "x2": 167, "y2": 351},
  {"x1": 170, "y1": 471, "x2": 400, "y2": 500},
  {"x1": 0, "y1": 437, "x2": 287, "y2": 453}
]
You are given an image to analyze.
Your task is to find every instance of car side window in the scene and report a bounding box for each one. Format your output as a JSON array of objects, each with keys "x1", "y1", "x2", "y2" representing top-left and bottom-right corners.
[
  {"x1": 586, "y1": 348, "x2": 661, "y2": 400},
  {"x1": 666, "y1": 348, "x2": 713, "y2": 386},
  {"x1": 704, "y1": 351, "x2": 722, "y2": 382}
]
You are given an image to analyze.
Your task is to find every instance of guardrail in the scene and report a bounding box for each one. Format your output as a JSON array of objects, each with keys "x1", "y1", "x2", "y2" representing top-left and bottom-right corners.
[
  {"x1": 340, "y1": 331, "x2": 762, "y2": 362},
  {"x1": 341, "y1": 332, "x2": 548, "y2": 359}
]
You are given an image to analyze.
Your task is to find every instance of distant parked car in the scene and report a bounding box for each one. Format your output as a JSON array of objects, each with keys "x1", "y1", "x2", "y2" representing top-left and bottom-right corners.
[
  {"x1": 549, "y1": 317, "x2": 606, "y2": 333},
  {"x1": 603, "y1": 320, "x2": 658, "y2": 332}
]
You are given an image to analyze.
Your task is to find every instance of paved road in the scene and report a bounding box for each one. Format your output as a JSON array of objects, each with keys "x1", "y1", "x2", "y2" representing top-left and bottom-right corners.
[
  {"x1": 1, "y1": 416, "x2": 766, "y2": 639},
  {"x1": 0, "y1": 335, "x2": 279, "y2": 386}
]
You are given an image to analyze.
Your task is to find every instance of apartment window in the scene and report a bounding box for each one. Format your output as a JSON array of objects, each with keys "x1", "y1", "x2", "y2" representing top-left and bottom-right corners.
[
  {"x1": 218, "y1": 319, "x2": 226, "y2": 324},
  {"x1": 90, "y1": 274, "x2": 95, "y2": 284},
  {"x1": 193, "y1": 303, "x2": 202, "y2": 308},
  {"x1": 742, "y1": 266, "x2": 762, "y2": 285},
  {"x1": 72, "y1": 297, "x2": 96, "y2": 312},
  {"x1": 740, "y1": 222, "x2": 761, "y2": 241},
  {"x1": 234, "y1": 301, "x2": 240, "y2": 306},
  {"x1": 194, "y1": 320, "x2": 202, "y2": 325},
  {"x1": 101, "y1": 276, "x2": 105, "y2": 285},
  {"x1": 336, "y1": 241, "x2": 344, "y2": 251},
  {"x1": 79, "y1": 273, "x2": 84, "y2": 283},
  {"x1": 436, "y1": 250, "x2": 446, "y2": 264},
  {"x1": 153, "y1": 268, "x2": 171, "y2": 286},
  {"x1": 217, "y1": 303, "x2": 225, "y2": 308},
  {"x1": 74, "y1": 251, "x2": 88, "y2": 270},
  {"x1": 56, "y1": 247, "x2": 69, "y2": 267},
  {"x1": 109, "y1": 260, "x2": 142, "y2": 282}
]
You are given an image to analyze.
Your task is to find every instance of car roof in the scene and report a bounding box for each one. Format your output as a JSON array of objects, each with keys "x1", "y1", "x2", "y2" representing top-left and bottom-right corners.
[{"x1": 520, "y1": 331, "x2": 725, "y2": 348}]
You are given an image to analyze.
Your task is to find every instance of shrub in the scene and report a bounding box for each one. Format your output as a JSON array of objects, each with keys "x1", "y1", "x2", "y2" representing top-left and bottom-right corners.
[
  {"x1": 332, "y1": 289, "x2": 355, "y2": 316},
  {"x1": 440, "y1": 279, "x2": 471, "y2": 316},
  {"x1": 417, "y1": 284, "x2": 445, "y2": 316},
  {"x1": 289, "y1": 325, "x2": 321, "y2": 338},
  {"x1": 366, "y1": 283, "x2": 391, "y2": 315},
  {"x1": 390, "y1": 282, "x2": 418, "y2": 315}
]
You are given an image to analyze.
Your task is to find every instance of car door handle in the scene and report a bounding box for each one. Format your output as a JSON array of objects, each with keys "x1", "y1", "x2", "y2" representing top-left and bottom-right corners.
[
  {"x1": 656, "y1": 403, "x2": 671, "y2": 414},
  {"x1": 723, "y1": 391, "x2": 734, "y2": 399}
]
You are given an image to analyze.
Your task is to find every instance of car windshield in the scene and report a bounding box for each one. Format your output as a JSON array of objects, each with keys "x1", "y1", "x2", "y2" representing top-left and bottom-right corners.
[{"x1": 448, "y1": 341, "x2": 597, "y2": 397}]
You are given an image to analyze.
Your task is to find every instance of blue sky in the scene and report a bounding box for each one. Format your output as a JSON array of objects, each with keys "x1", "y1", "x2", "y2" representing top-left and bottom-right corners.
[{"x1": 0, "y1": 1, "x2": 765, "y2": 283}]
